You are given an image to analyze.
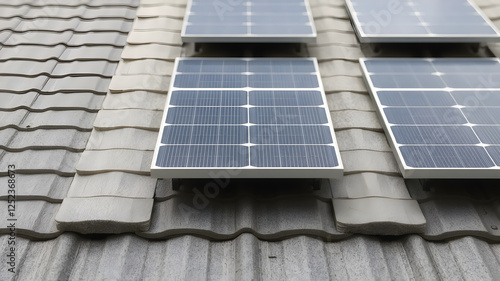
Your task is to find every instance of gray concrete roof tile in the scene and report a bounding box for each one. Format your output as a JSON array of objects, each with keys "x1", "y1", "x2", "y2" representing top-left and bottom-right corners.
[
  {"x1": 0, "y1": 174, "x2": 71, "y2": 202},
  {"x1": 127, "y1": 30, "x2": 182, "y2": 46},
  {"x1": 335, "y1": 129, "x2": 390, "y2": 152},
  {"x1": 314, "y1": 18, "x2": 355, "y2": 33},
  {"x1": 0, "y1": 60, "x2": 59, "y2": 76},
  {"x1": 314, "y1": 31, "x2": 359, "y2": 46},
  {"x1": 32, "y1": 93, "x2": 105, "y2": 111},
  {"x1": 86, "y1": 128, "x2": 157, "y2": 150},
  {"x1": 22, "y1": 110, "x2": 96, "y2": 130},
  {"x1": 0, "y1": 76, "x2": 49, "y2": 92},
  {"x1": 136, "y1": 5, "x2": 185, "y2": 18},
  {"x1": 319, "y1": 60, "x2": 362, "y2": 77},
  {"x1": 0, "y1": 45, "x2": 66, "y2": 60},
  {"x1": 68, "y1": 32, "x2": 128, "y2": 46},
  {"x1": 308, "y1": 45, "x2": 363, "y2": 61},
  {"x1": 0, "y1": 200, "x2": 60, "y2": 238},
  {"x1": 322, "y1": 75, "x2": 367, "y2": 93},
  {"x1": 51, "y1": 61, "x2": 118, "y2": 77},
  {"x1": 311, "y1": 5, "x2": 349, "y2": 20},
  {"x1": 121, "y1": 44, "x2": 182, "y2": 60},
  {"x1": 102, "y1": 91, "x2": 167, "y2": 110},
  {"x1": 330, "y1": 110, "x2": 382, "y2": 131},
  {"x1": 0, "y1": 92, "x2": 38, "y2": 110},
  {"x1": 341, "y1": 150, "x2": 399, "y2": 175},
  {"x1": 0, "y1": 149, "x2": 81, "y2": 176},
  {"x1": 420, "y1": 199, "x2": 500, "y2": 240},
  {"x1": 330, "y1": 173, "x2": 411, "y2": 199},
  {"x1": 133, "y1": 17, "x2": 183, "y2": 32},
  {"x1": 93, "y1": 108, "x2": 162, "y2": 130},
  {"x1": 326, "y1": 92, "x2": 376, "y2": 112},
  {"x1": 7, "y1": 18, "x2": 133, "y2": 33},
  {"x1": 116, "y1": 59, "x2": 174, "y2": 75},
  {"x1": 55, "y1": 197, "x2": 154, "y2": 233},
  {"x1": 4, "y1": 233, "x2": 500, "y2": 281},
  {"x1": 333, "y1": 198, "x2": 426, "y2": 235},
  {"x1": 2, "y1": 30, "x2": 74, "y2": 46},
  {"x1": 76, "y1": 149, "x2": 153, "y2": 175},
  {"x1": 67, "y1": 172, "x2": 157, "y2": 198},
  {"x1": 59, "y1": 46, "x2": 123, "y2": 61},
  {"x1": 0, "y1": 128, "x2": 90, "y2": 151},
  {"x1": 109, "y1": 74, "x2": 170, "y2": 93},
  {"x1": 42, "y1": 77, "x2": 111, "y2": 93}
]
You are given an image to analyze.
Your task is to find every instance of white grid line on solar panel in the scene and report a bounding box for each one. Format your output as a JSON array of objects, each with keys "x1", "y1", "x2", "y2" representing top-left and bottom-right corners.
[
  {"x1": 345, "y1": 0, "x2": 500, "y2": 43},
  {"x1": 151, "y1": 58, "x2": 343, "y2": 178},
  {"x1": 181, "y1": 0, "x2": 317, "y2": 43},
  {"x1": 360, "y1": 58, "x2": 500, "y2": 178}
]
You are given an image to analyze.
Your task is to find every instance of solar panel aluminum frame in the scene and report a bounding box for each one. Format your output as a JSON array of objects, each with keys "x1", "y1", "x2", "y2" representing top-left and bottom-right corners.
[
  {"x1": 346, "y1": 0, "x2": 500, "y2": 43},
  {"x1": 360, "y1": 57, "x2": 500, "y2": 179},
  {"x1": 151, "y1": 57, "x2": 343, "y2": 179},
  {"x1": 181, "y1": 0, "x2": 317, "y2": 43}
]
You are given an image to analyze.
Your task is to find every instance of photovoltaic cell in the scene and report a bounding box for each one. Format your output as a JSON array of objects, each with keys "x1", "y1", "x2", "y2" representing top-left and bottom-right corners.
[
  {"x1": 346, "y1": 0, "x2": 500, "y2": 43},
  {"x1": 360, "y1": 58, "x2": 500, "y2": 178},
  {"x1": 151, "y1": 58, "x2": 343, "y2": 179},
  {"x1": 181, "y1": 0, "x2": 317, "y2": 43}
]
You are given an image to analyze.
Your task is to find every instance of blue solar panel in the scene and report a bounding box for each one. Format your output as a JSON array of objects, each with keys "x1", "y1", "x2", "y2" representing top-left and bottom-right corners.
[
  {"x1": 346, "y1": 0, "x2": 500, "y2": 43},
  {"x1": 151, "y1": 58, "x2": 343, "y2": 178},
  {"x1": 360, "y1": 58, "x2": 500, "y2": 178},
  {"x1": 181, "y1": 0, "x2": 317, "y2": 43}
]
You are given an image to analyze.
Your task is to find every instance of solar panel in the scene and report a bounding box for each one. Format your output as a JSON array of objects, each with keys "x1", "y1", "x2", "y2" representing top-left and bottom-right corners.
[
  {"x1": 151, "y1": 58, "x2": 343, "y2": 179},
  {"x1": 346, "y1": 0, "x2": 500, "y2": 43},
  {"x1": 181, "y1": 0, "x2": 317, "y2": 43},
  {"x1": 360, "y1": 58, "x2": 500, "y2": 178}
]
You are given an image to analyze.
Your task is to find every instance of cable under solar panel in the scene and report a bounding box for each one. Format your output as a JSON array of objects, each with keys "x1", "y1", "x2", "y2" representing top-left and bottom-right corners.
[
  {"x1": 346, "y1": 0, "x2": 500, "y2": 43},
  {"x1": 181, "y1": 0, "x2": 317, "y2": 43},
  {"x1": 151, "y1": 58, "x2": 343, "y2": 179},
  {"x1": 360, "y1": 58, "x2": 500, "y2": 178}
]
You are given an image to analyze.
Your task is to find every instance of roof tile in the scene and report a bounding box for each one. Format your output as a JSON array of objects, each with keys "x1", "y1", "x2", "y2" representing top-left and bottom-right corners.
[
  {"x1": 330, "y1": 173, "x2": 411, "y2": 199},
  {"x1": 0, "y1": 174, "x2": 71, "y2": 202},
  {"x1": 86, "y1": 128, "x2": 157, "y2": 150},
  {"x1": 335, "y1": 129, "x2": 390, "y2": 152},
  {"x1": 330, "y1": 110, "x2": 382, "y2": 131},
  {"x1": 102, "y1": 91, "x2": 167, "y2": 110},
  {"x1": 109, "y1": 74, "x2": 170, "y2": 93},
  {"x1": 340, "y1": 150, "x2": 399, "y2": 175},
  {"x1": 333, "y1": 198, "x2": 426, "y2": 235},
  {"x1": 127, "y1": 30, "x2": 182, "y2": 46},
  {"x1": 0, "y1": 149, "x2": 81, "y2": 176},
  {"x1": 55, "y1": 197, "x2": 154, "y2": 233},
  {"x1": 133, "y1": 16, "x2": 183, "y2": 32},
  {"x1": 76, "y1": 149, "x2": 153, "y2": 175},
  {"x1": 93, "y1": 108, "x2": 162, "y2": 130},
  {"x1": 67, "y1": 172, "x2": 156, "y2": 198},
  {"x1": 117, "y1": 58, "x2": 174, "y2": 75},
  {"x1": 121, "y1": 44, "x2": 182, "y2": 60},
  {"x1": 136, "y1": 5, "x2": 185, "y2": 18}
]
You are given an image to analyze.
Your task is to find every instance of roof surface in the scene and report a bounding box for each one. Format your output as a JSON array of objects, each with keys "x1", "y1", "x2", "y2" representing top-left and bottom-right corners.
[{"x1": 2, "y1": 0, "x2": 500, "y2": 280}]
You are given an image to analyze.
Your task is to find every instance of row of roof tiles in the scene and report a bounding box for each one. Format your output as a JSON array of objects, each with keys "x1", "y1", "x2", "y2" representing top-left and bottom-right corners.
[
  {"x1": 2, "y1": 233, "x2": 500, "y2": 281},
  {"x1": 1, "y1": 0, "x2": 500, "y2": 241}
]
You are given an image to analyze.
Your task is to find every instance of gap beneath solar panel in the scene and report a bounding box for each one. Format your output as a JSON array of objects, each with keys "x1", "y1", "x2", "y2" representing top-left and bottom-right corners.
[
  {"x1": 346, "y1": 0, "x2": 500, "y2": 43},
  {"x1": 151, "y1": 58, "x2": 343, "y2": 179},
  {"x1": 360, "y1": 57, "x2": 500, "y2": 178}
]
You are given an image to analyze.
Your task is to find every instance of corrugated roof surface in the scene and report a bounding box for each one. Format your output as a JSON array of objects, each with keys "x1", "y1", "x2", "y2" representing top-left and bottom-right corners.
[{"x1": 2, "y1": 0, "x2": 500, "y2": 279}]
